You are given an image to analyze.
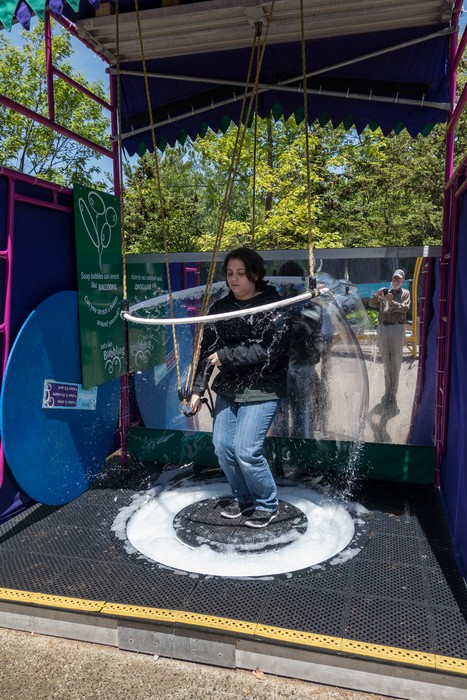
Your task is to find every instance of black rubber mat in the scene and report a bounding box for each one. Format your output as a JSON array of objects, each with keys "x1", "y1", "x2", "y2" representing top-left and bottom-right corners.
[
  {"x1": 173, "y1": 497, "x2": 307, "y2": 552},
  {"x1": 1, "y1": 458, "x2": 467, "y2": 664}
]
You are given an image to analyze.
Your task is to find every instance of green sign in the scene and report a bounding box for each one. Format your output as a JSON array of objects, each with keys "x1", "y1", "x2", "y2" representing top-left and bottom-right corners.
[
  {"x1": 126, "y1": 260, "x2": 166, "y2": 373},
  {"x1": 74, "y1": 184, "x2": 125, "y2": 389}
]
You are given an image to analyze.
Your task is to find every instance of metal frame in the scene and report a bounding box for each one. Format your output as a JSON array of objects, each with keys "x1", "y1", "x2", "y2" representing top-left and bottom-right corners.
[
  {"x1": 77, "y1": 0, "x2": 457, "y2": 62},
  {"x1": 0, "y1": 13, "x2": 114, "y2": 160},
  {"x1": 434, "y1": 0, "x2": 466, "y2": 486},
  {"x1": 0, "y1": 13, "x2": 122, "y2": 482},
  {"x1": 128, "y1": 245, "x2": 442, "y2": 264}
]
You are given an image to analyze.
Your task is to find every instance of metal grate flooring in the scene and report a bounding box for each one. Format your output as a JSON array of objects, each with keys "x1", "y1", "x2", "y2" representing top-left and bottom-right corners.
[{"x1": 1, "y1": 459, "x2": 467, "y2": 670}]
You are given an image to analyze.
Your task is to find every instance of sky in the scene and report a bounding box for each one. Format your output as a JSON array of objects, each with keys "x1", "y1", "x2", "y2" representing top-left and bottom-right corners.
[
  {"x1": 6, "y1": 17, "x2": 117, "y2": 184},
  {"x1": 7, "y1": 15, "x2": 108, "y2": 83}
]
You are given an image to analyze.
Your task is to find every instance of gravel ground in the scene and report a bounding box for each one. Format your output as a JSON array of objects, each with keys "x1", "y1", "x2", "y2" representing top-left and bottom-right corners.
[{"x1": 0, "y1": 627, "x2": 400, "y2": 700}]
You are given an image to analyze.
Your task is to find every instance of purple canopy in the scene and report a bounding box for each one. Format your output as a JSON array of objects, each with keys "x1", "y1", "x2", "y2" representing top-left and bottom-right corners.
[{"x1": 7, "y1": 1, "x2": 455, "y2": 153}]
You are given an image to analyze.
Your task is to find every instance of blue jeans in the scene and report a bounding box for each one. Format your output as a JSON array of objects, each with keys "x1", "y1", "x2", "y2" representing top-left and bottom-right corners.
[{"x1": 212, "y1": 396, "x2": 280, "y2": 512}]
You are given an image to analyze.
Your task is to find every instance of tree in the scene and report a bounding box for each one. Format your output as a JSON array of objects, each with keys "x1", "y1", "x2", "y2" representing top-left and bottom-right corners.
[
  {"x1": 0, "y1": 23, "x2": 110, "y2": 189},
  {"x1": 123, "y1": 147, "x2": 208, "y2": 254},
  {"x1": 317, "y1": 126, "x2": 446, "y2": 247},
  {"x1": 186, "y1": 116, "x2": 344, "y2": 252}
]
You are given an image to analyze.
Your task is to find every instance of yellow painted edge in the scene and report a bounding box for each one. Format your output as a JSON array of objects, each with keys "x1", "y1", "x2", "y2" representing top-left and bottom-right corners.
[
  {"x1": 100, "y1": 603, "x2": 179, "y2": 623},
  {"x1": 255, "y1": 623, "x2": 342, "y2": 651},
  {"x1": 0, "y1": 588, "x2": 104, "y2": 612},
  {"x1": 342, "y1": 639, "x2": 436, "y2": 669},
  {"x1": 1, "y1": 588, "x2": 467, "y2": 676},
  {"x1": 435, "y1": 654, "x2": 467, "y2": 674},
  {"x1": 176, "y1": 611, "x2": 256, "y2": 634}
]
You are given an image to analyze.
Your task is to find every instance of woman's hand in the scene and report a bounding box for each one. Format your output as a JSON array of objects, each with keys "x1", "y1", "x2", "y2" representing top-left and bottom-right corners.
[
  {"x1": 208, "y1": 352, "x2": 222, "y2": 367},
  {"x1": 189, "y1": 392, "x2": 202, "y2": 414}
]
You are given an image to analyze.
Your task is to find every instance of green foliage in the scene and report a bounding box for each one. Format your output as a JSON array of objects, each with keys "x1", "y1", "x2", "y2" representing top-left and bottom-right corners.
[
  {"x1": 123, "y1": 105, "x2": 456, "y2": 254},
  {"x1": 156, "y1": 53, "x2": 463, "y2": 254},
  {"x1": 124, "y1": 117, "x2": 346, "y2": 253},
  {"x1": 317, "y1": 127, "x2": 445, "y2": 247},
  {"x1": 123, "y1": 147, "x2": 207, "y2": 253},
  {"x1": 0, "y1": 23, "x2": 110, "y2": 189},
  {"x1": 365, "y1": 309, "x2": 380, "y2": 329}
]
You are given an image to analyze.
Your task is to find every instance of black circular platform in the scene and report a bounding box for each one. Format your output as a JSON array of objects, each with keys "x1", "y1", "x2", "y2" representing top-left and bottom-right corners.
[{"x1": 173, "y1": 498, "x2": 308, "y2": 553}]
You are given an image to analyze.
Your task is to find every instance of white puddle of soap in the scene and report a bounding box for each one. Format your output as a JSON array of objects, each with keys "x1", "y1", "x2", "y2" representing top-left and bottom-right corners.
[{"x1": 114, "y1": 479, "x2": 364, "y2": 578}]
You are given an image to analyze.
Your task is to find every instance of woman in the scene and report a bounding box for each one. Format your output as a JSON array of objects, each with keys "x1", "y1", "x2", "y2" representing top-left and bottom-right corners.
[{"x1": 189, "y1": 248, "x2": 290, "y2": 528}]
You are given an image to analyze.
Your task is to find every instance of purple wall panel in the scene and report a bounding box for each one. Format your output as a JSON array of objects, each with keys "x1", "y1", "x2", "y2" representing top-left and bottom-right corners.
[
  {"x1": 441, "y1": 193, "x2": 467, "y2": 577},
  {"x1": 0, "y1": 173, "x2": 76, "y2": 521}
]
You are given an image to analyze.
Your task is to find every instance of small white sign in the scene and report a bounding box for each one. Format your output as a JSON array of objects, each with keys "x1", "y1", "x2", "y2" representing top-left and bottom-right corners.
[{"x1": 42, "y1": 380, "x2": 97, "y2": 410}]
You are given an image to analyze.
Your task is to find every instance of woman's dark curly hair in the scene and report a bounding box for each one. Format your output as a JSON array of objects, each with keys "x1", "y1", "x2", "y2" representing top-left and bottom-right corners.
[{"x1": 222, "y1": 247, "x2": 268, "y2": 291}]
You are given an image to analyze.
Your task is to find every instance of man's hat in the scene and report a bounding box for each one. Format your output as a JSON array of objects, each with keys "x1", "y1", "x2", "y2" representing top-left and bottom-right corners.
[{"x1": 393, "y1": 269, "x2": 405, "y2": 278}]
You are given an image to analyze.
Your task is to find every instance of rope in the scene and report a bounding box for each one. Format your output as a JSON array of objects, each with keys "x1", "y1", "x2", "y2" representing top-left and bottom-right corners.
[
  {"x1": 251, "y1": 25, "x2": 261, "y2": 241},
  {"x1": 300, "y1": 0, "x2": 315, "y2": 279},
  {"x1": 114, "y1": 0, "x2": 127, "y2": 301},
  {"x1": 182, "y1": 3, "x2": 276, "y2": 401},
  {"x1": 133, "y1": 0, "x2": 183, "y2": 394}
]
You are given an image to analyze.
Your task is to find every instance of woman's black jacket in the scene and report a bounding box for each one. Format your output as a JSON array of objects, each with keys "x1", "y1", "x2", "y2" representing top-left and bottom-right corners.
[{"x1": 192, "y1": 285, "x2": 290, "y2": 402}]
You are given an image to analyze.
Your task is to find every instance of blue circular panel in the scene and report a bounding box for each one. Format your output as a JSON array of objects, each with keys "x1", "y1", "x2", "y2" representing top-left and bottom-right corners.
[{"x1": 0, "y1": 292, "x2": 120, "y2": 505}]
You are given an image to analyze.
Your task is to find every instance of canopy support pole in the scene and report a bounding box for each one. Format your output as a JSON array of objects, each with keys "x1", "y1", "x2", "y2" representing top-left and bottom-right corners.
[{"x1": 434, "y1": 0, "x2": 464, "y2": 488}]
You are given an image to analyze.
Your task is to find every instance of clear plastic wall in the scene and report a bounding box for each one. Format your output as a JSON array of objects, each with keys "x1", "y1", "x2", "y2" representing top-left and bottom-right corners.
[{"x1": 132, "y1": 275, "x2": 369, "y2": 447}]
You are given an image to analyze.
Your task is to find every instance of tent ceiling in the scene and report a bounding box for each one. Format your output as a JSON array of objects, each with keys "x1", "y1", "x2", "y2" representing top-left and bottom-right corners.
[
  {"x1": 76, "y1": 0, "x2": 455, "y2": 63},
  {"x1": 69, "y1": 0, "x2": 458, "y2": 153}
]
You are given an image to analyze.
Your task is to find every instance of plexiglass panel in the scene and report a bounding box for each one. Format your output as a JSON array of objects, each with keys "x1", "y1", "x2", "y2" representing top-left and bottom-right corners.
[{"x1": 128, "y1": 249, "x2": 439, "y2": 446}]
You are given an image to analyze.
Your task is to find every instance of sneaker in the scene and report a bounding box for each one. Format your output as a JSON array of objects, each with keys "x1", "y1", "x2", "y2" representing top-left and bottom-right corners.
[
  {"x1": 220, "y1": 500, "x2": 254, "y2": 519},
  {"x1": 244, "y1": 509, "x2": 278, "y2": 528}
]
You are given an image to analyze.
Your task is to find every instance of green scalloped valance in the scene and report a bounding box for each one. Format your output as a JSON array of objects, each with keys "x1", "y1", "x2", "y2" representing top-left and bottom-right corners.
[{"x1": 1, "y1": 0, "x2": 85, "y2": 32}]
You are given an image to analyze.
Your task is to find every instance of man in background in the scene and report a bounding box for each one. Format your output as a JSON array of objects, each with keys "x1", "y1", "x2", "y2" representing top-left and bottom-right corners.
[{"x1": 369, "y1": 269, "x2": 411, "y2": 413}]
